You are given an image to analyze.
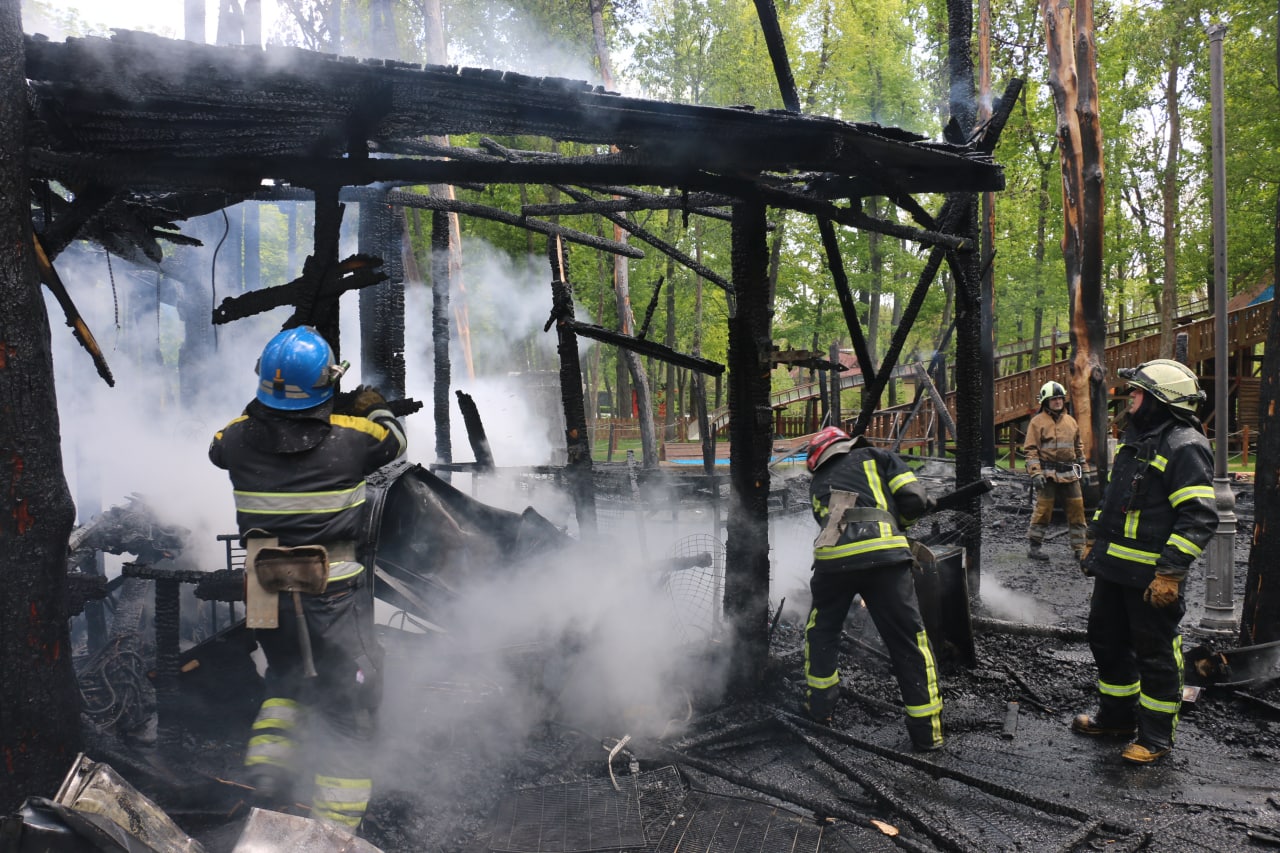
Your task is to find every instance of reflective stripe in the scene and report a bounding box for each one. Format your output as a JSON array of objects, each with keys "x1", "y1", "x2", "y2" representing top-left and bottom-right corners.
[
  {"x1": 888, "y1": 471, "x2": 917, "y2": 493},
  {"x1": 1169, "y1": 485, "x2": 1215, "y2": 506},
  {"x1": 1099, "y1": 680, "x2": 1140, "y2": 698},
  {"x1": 815, "y1": 535, "x2": 909, "y2": 560},
  {"x1": 326, "y1": 561, "x2": 366, "y2": 583},
  {"x1": 234, "y1": 483, "x2": 367, "y2": 515},
  {"x1": 258, "y1": 377, "x2": 317, "y2": 402},
  {"x1": 864, "y1": 460, "x2": 888, "y2": 510},
  {"x1": 314, "y1": 775, "x2": 372, "y2": 803},
  {"x1": 245, "y1": 734, "x2": 294, "y2": 767},
  {"x1": 1139, "y1": 693, "x2": 1180, "y2": 715},
  {"x1": 1124, "y1": 510, "x2": 1140, "y2": 539},
  {"x1": 807, "y1": 671, "x2": 840, "y2": 689},
  {"x1": 252, "y1": 697, "x2": 302, "y2": 731},
  {"x1": 1167, "y1": 533, "x2": 1203, "y2": 558},
  {"x1": 1150, "y1": 455, "x2": 1168, "y2": 472},
  {"x1": 906, "y1": 631, "x2": 943, "y2": 745},
  {"x1": 330, "y1": 413, "x2": 389, "y2": 440},
  {"x1": 804, "y1": 608, "x2": 840, "y2": 689},
  {"x1": 1105, "y1": 542, "x2": 1159, "y2": 565},
  {"x1": 313, "y1": 776, "x2": 371, "y2": 828},
  {"x1": 812, "y1": 495, "x2": 828, "y2": 517}
]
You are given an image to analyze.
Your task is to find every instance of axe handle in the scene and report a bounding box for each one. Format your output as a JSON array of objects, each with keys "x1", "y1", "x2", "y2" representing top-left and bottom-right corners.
[
  {"x1": 293, "y1": 591, "x2": 318, "y2": 678},
  {"x1": 931, "y1": 478, "x2": 994, "y2": 514}
]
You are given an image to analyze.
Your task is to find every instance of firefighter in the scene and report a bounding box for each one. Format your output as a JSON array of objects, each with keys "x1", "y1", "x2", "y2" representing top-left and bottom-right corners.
[
  {"x1": 1023, "y1": 381, "x2": 1088, "y2": 563},
  {"x1": 802, "y1": 426, "x2": 944, "y2": 752},
  {"x1": 209, "y1": 326, "x2": 407, "y2": 830},
  {"x1": 1073, "y1": 359, "x2": 1215, "y2": 764}
]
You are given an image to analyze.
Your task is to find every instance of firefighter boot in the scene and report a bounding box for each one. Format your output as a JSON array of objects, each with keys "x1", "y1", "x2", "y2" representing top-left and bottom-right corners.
[
  {"x1": 1071, "y1": 713, "x2": 1137, "y2": 737},
  {"x1": 1028, "y1": 540, "x2": 1050, "y2": 562},
  {"x1": 1121, "y1": 741, "x2": 1172, "y2": 764}
]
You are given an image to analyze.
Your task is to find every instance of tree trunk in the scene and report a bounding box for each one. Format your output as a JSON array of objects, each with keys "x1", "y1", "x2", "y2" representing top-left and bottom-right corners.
[
  {"x1": 0, "y1": 0, "x2": 82, "y2": 809},
  {"x1": 589, "y1": 0, "x2": 657, "y2": 466},
  {"x1": 1240, "y1": 0, "x2": 1280, "y2": 644},
  {"x1": 422, "y1": 0, "x2": 474, "y2": 380},
  {"x1": 1041, "y1": 0, "x2": 1108, "y2": 476},
  {"x1": 1159, "y1": 42, "x2": 1183, "y2": 358}
]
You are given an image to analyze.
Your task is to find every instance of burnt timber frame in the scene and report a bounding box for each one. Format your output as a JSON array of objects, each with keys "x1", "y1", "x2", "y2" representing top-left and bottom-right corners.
[{"x1": 22, "y1": 29, "x2": 1007, "y2": 688}]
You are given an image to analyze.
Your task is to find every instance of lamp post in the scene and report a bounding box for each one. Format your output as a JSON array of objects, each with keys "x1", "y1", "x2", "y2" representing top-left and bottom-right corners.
[{"x1": 1201, "y1": 22, "x2": 1237, "y2": 632}]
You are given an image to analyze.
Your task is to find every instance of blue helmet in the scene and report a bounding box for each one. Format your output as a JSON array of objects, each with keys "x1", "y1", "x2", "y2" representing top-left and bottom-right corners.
[{"x1": 255, "y1": 326, "x2": 337, "y2": 410}]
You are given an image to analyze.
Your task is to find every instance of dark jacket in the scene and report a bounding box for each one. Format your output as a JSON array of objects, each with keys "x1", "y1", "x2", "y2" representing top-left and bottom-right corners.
[
  {"x1": 809, "y1": 446, "x2": 931, "y2": 572},
  {"x1": 1086, "y1": 417, "x2": 1215, "y2": 587},
  {"x1": 209, "y1": 399, "x2": 407, "y2": 548}
]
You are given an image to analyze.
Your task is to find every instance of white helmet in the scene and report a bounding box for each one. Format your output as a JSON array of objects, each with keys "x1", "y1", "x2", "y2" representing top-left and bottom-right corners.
[{"x1": 1038, "y1": 381, "x2": 1067, "y2": 407}]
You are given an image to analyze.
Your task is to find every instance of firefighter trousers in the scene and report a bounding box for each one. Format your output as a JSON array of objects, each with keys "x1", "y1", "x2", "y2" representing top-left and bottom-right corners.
[
  {"x1": 805, "y1": 562, "x2": 944, "y2": 748},
  {"x1": 1086, "y1": 577, "x2": 1184, "y2": 749},
  {"x1": 246, "y1": 573, "x2": 384, "y2": 830},
  {"x1": 1028, "y1": 478, "x2": 1087, "y2": 554}
]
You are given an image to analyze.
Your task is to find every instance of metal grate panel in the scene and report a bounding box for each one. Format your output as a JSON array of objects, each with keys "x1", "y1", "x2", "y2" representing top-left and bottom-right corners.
[
  {"x1": 652, "y1": 791, "x2": 824, "y2": 853},
  {"x1": 489, "y1": 776, "x2": 646, "y2": 853}
]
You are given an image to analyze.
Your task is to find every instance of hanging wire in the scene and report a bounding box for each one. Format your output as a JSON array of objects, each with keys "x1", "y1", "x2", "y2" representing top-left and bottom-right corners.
[
  {"x1": 106, "y1": 252, "x2": 120, "y2": 352},
  {"x1": 210, "y1": 205, "x2": 231, "y2": 349}
]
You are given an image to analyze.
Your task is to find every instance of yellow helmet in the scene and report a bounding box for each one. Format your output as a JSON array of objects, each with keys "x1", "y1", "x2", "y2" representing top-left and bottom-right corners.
[{"x1": 1117, "y1": 359, "x2": 1205, "y2": 417}]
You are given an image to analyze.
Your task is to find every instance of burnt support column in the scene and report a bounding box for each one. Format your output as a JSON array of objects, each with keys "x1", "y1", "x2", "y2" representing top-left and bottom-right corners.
[
  {"x1": 951, "y1": 194, "x2": 985, "y2": 594},
  {"x1": 726, "y1": 201, "x2": 772, "y2": 691},
  {"x1": 548, "y1": 236, "x2": 597, "y2": 537},
  {"x1": 153, "y1": 576, "x2": 181, "y2": 749},
  {"x1": 312, "y1": 184, "x2": 343, "y2": 353},
  {"x1": 430, "y1": 210, "x2": 453, "y2": 472},
  {"x1": 358, "y1": 191, "x2": 406, "y2": 398}
]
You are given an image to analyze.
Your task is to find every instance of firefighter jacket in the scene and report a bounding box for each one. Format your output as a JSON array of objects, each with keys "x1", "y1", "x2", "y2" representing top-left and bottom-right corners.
[
  {"x1": 209, "y1": 399, "x2": 407, "y2": 554},
  {"x1": 1086, "y1": 417, "x2": 1215, "y2": 588},
  {"x1": 809, "y1": 446, "x2": 931, "y2": 573},
  {"x1": 1023, "y1": 409, "x2": 1084, "y2": 481}
]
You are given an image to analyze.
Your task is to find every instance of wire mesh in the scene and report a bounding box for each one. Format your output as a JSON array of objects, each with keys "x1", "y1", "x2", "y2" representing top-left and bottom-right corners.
[
  {"x1": 663, "y1": 534, "x2": 727, "y2": 645},
  {"x1": 651, "y1": 790, "x2": 825, "y2": 853},
  {"x1": 488, "y1": 775, "x2": 646, "y2": 853}
]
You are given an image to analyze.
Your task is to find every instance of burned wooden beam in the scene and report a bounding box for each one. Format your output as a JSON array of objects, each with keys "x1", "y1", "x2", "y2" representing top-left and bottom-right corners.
[
  {"x1": 817, "y1": 217, "x2": 875, "y2": 381},
  {"x1": 455, "y1": 390, "x2": 495, "y2": 473},
  {"x1": 769, "y1": 348, "x2": 843, "y2": 371},
  {"x1": 382, "y1": 188, "x2": 644, "y2": 258},
  {"x1": 552, "y1": 184, "x2": 734, "y2": 295},
  {"x1": 521, "y1": 192, "x2": 735, "y2": 220},
  {"x1": 211, "y1": 253, "x2": 387, "y2": 325},
  {"x1": 32, "y1": 233, "x2": 114, "y2": 386},
  {"x1": 752, "y1": 0, "x2": 802, "y2": 112},
  {"x1": 564, "y1": 320, "x2": 724, "y2": 376},
  {"x1": 547, "y1": 236, "x2": 596, "y2": 536}
]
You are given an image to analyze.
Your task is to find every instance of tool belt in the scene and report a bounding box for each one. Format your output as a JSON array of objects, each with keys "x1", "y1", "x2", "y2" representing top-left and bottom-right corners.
[
  {"x1": 243, "y1": 535, "x2": 359, "y2": 629},
  {"x1": 815, "y1": 490, "x2": 902, "y2": 547}
]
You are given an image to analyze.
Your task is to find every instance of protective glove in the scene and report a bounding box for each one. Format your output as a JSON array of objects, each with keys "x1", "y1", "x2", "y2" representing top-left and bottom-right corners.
[
  {"x1": 349, "y1": 385, "x2": 388, "y2": 417},
  {"x1": 1079, "y1": 540, "x2": 1094, "y2": 577},
  {"x1": 1030, "y1": 471, "x2": 1046, "y2": 492},
  {"x1": 1143, "y1": 573, "x2": 1182, "y2": 608}
]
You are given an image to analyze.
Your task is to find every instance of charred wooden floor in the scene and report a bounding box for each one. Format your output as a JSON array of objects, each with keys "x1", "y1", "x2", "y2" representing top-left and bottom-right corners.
[{"x1": 27, "y1": 472, "x2": 1277, "y2": 853}]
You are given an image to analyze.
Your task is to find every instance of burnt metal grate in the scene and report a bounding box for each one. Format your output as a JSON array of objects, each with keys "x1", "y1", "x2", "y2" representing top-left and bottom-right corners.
[
  {"x1": 489, "y1": 775, "x2": 646, "y2": 853},
  {"x1": 652, "y1": 791, "x2": 825, "y2": 853}
]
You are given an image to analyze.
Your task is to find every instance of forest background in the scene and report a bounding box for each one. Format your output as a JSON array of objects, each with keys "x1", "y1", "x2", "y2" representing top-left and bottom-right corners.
[{"x1": 22, "y1": 0, "x2": 1280, "y2": 445}]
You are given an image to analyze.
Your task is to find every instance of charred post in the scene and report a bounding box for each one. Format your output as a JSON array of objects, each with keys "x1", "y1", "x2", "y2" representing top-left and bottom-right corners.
[
  {"x1": 358, "y1": 191, "x2": 407, "y2": 399},
  {"x1": 725, "y1": 201, "x2": 773, "y2": 691},
  {"x1": 455, "y1": 390, "x2": 495, "y2": 473},
  {"x1": 547, "y1": 236, "x2": 597, "y2": 537},
  {"x1": 431, "y1": 210, "x2": 453, "y2": 474}
]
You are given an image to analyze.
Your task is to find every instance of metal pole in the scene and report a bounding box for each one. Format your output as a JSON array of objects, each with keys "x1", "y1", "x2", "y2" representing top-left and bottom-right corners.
[{"x1": 1201, "y1": 22, "x2": 1237, "y2": 632}]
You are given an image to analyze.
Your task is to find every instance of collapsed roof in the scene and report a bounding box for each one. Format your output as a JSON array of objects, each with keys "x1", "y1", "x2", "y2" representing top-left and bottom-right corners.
[{"x1": 24, "y1": 29, "x2": 1003, "y2": 261}]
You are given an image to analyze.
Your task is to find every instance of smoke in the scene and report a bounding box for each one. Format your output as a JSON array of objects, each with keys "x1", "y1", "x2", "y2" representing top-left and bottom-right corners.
[{"x1": 978, "y1": 574, "x2": 1054, "y2": 625}]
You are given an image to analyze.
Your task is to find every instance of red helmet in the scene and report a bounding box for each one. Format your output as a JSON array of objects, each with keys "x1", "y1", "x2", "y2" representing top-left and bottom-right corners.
[{"x1": 806, "y1": 426, "x2": 853, "y2": 472}]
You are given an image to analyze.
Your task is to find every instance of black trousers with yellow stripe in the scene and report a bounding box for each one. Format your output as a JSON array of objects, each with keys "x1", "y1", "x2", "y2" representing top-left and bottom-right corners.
[
  {"x1": 805, "y1": 562, "x2": 944, "y2": 748},
  {"x1": 249, "y1": 573, "x2": 383, "y2": 829},
  {"x1": 1086, "y1": 577, "x2": 1184, "y2": 749}
]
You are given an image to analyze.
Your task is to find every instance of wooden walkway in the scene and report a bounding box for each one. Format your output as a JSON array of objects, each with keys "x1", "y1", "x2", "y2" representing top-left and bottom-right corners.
[{"x1": 693, "y1": 298, "x2": 1272, "y2": 449}]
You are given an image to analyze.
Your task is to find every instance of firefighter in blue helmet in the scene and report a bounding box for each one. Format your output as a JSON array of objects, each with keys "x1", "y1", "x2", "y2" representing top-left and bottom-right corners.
[
  {"x1": 802, "y1": 426, "x2": 944, "y2": 752},
  {"x1": 1073, "y1": 359, "x2": 1215, "y2": 764},
  {"x1": 209, "y1": 326, "x2": 407, "y2": 830}
]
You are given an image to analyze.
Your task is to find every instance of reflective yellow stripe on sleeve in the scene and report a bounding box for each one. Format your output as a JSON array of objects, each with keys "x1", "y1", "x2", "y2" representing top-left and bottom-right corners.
[
  {"x1": 1167, "y1": 533, "x2": 1203, "y2": 559},
  {"x1": 1169, "y1": 485, "x2": 1216, "y2": 506}
]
